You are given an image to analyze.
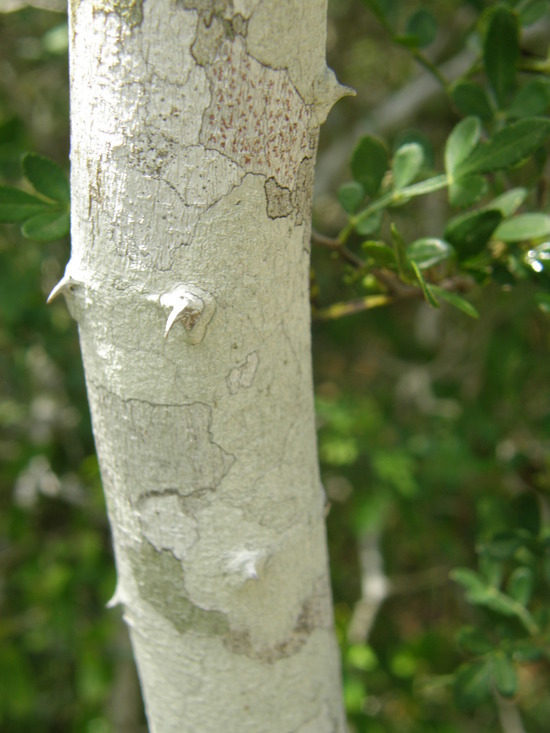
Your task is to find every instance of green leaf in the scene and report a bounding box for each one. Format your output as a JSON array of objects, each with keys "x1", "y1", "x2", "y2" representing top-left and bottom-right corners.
[
  {"x1": 392, "y1": 143, "x2": 424, "y2": 189},
  {"x1": 491, "y1": 654, "x2": 517, "y2": 698},
  {"x1": 445, "y1": 117, "x2": 482, "y2": 178},
  {"x1": 495, "y1": 213, "x2": 550, "y2": 242},
  {"x1": 454, "y1": 661, "x2": 492, "y2": 711},
  {"x1": 450, "y1": 567, "x2": 490, "y2": 599},
  {"x1": 455, "y1": 118, "x2": 550, "y2": 176},
  {"x1": 22, "y1": 153, "x2": 70, "y2": 204},
  {"x1": 506, "y1": 567, "x2": 534, "y2": 606},
  {"x1": 430, "y1": 286, "x2": 479, "y2": 319},
  {"x1": 21, "y1": 210, "x2": 70, "y2": 241},
  {"x1": 484, "y1": 6, "x2": 519, "y2": 108},
  {"x1": 508, "y1": 79, "x2": 550, "y2": 119},
  {"x1": 405, "y1": 8, "x2": 437, "y2": 47},
  {"x1": 355, "y1": 209, "x2": 383, "y2": 235},
  {"x1": 362, "y1": 240, "x2": 396, "y2": 267},
  {"x1": 488, "y1": 187, "x2": 527, "y2": 217},
  {"x1": 411, "y1": 261, "x2": 439, "y2": 307},
  {"x1": 444, "y1": 209, "x2": 502, "y2": 260},
  {"x1": 449, "y1": 174, "x2": 488, "y2": 208},
  {"x1": 351, "y1": 135, "x2": 389, "y2": 196},
  {"x1": 456, "y1": 626, "x2": 493, "y2": 656},
  {"x1": 393, "y1": 131, "x2": 434, "y2": 168},
  {"x1": 0, "y1": 186, "x2": 50, "y2": 223},
  {"x1": 483, "y1": 531, "x2": 523, "y2": 560},
  {"x1": 451, "y1": 81, "x2": 493, "y2": 122},
  {"x1": 338, "y1": 181, "x2": 364, "y2": 214},
  {"x1": 525, "y1": 242, "x2": 550, "y2": 273},
  {"x1": 406, "y1": 238, "x2": 454, "y2": 269},
  {"x1": 519, "y1": 0, "x2": 550, "y2": 26}
]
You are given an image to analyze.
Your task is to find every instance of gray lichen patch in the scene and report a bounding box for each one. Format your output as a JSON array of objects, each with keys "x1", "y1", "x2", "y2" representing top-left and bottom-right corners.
[
  {"x1": 92, "y1": 0, "x2": 144, "y2": 28},
  {"x1": 264, "y1": 178, "x2": 293, "y2": 219},
  {"x1": 131, "y1": 540, "x2": 229, "y2": 635}
]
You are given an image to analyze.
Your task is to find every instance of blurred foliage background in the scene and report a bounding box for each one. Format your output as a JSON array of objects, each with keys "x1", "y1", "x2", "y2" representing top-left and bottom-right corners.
[{"x1": 0, "y1": 1, "x2": 549, "y2": 732}]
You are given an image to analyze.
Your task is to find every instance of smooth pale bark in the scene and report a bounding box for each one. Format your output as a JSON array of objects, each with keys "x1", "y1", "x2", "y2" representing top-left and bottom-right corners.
[{"x1": 60, "y1": 1, "x2": 346, "y2": 731}]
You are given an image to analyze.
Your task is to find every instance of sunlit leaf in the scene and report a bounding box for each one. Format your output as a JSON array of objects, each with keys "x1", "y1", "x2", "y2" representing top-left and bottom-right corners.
[
  {"x1": 392, "y1": 143, "x2": 424, "y2": 189},
  {"x1": 488, "y1": 187, "x2": 527, "y2": 217},
  {"x1": 495, "y1": 213, "x2": 550, "y2": 242},
  {"x1": 456, "y1": 118, "x2": 550, "y2": 176},
  {"x1": 445, "y1": 117, "x2": 481, "y2": 177},
  {"x1": 407, "y1": 238, "x2": 454, "y2": 269}
]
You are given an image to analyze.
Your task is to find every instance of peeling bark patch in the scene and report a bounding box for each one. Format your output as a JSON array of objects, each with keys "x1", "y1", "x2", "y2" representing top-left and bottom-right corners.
[
  {"x1": 191, "y1": 12, "x2": 248, "y2": 66},
  {"x1": 265, "y1": 178, "x2": 293, "y2": 219},
  {"x1": 92, "y1": 391, "x2": 235, "y2": 496},
  {"x1": 224, "y1": 576, "x2": 333, "y2": 663},
  {"x1": 226, "y1": 351, "x2": 259, "y2": 394},
  {"x1": 200, "y1": 37, "x2": 313, "y2": 189},
  {"x1": 291, "y1": 156, "x2": 316, "y2": 227},
  {"x1": 131, "y1": 540, "x2": 229, "y2": 635},
  {"x1": 92, "y1": 0, "x2": 144, "y2": 28},
  {"x1": 139, "y1": 492, "x2": 199, "y2": 560}
]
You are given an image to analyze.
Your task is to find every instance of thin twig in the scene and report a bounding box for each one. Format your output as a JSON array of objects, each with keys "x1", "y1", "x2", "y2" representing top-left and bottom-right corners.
[{"x1": 311, "y1": 229, "x2": 365, "y2": 269}]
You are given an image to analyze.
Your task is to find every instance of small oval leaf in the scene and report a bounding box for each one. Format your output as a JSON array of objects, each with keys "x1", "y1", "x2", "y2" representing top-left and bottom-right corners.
[
  {"x1": 455, "y1": 118, "x2": 550, "y2": 176},
  {"x1": 0, "y1": 186, "x2": 50, "y2": 223},
  {"x1": 405, "y1": 8, "x2": 437, "y2": 47},
  {"x1": 484, "y1": 6, "x2": 519, "y2": 108},
  {"x1": 506, "y1": 567, "x2": 534, "y2": 606},
  {"x1": 338, "y1": 181, "x2": 364, "y2": 214},
  {"x1": 407, "y1": 237, "x2": 454, "y2": 269},
  {"x1": 488, "y1": 187, "x2": 527, "y2": 217},
  {"x1": 491, "y1": 654, "x2": 517, "y2": 699},
  {"x1": 21, "y1": 209, "x2": 70, "y2": 241},
  {"x1": 451, "y1": 81, "x2": 493, "y2": 122},
  {"x1": 444, "y1": 209, "x2": 502, "y2": 260},
  {"x1": 22, "y1": 153, "x2": 70, "y2": 204},
  {"x1": 392, "y1": 143, "x2": 424, "y2": 189},
  {"x1": 508, "y1": 78, "x2": 550, "y2": 119},
  {"x1": 495, "y1": 213, "x2": 550, "y2": 242},
  {"x1": 449, "y1": 174, "x2": 488, "y2": 208},
  {"x1": 445, "y1": 117, "x2": 482, "y2": 177},
  {"x1": 351, "y1": 135, "x2": 389, "y2": 196},
  {"x1": 430, "y1": 286, "x2": 479, "y2": 319}
]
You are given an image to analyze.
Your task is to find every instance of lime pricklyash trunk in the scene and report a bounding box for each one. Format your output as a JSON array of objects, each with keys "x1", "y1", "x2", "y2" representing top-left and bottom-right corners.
[{"x1": 60, "y1": 1, "x2": 346, "y2": 730}]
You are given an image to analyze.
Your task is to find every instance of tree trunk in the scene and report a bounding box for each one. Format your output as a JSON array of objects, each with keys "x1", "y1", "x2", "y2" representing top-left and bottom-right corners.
[{"x1": 60, "y1": 1, "x2": 346, "y2": 730}]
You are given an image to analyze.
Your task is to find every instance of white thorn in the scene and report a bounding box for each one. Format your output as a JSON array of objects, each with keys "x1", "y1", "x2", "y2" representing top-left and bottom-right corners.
[
  {"x1": 160, "y1": 287, "x2": 207, "y2": 339},
  {"x1": 47, "y1": 274, "x2": 78, "y2": 304}
]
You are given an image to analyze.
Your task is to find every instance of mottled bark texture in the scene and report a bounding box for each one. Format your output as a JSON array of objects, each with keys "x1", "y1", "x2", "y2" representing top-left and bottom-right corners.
[{"x1": 61, "y1": 1, "x2": 346, "y2": 730}]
